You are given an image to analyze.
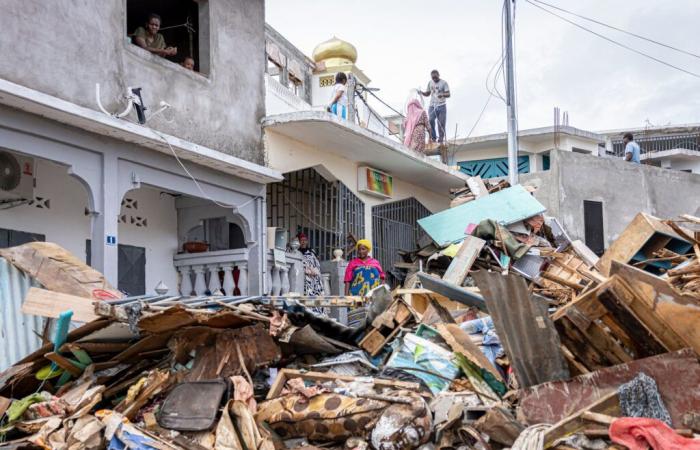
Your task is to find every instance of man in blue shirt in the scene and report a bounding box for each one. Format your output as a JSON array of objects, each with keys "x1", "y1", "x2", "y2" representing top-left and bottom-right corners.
[{"x1": 623, "y1": 132, "x2": 641, "y2": 163}]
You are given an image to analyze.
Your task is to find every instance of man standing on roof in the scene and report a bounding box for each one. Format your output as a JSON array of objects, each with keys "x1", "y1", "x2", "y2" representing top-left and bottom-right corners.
[
  {"x1": 420, "y1": 70, "x2": 450, "y2": 146},
  {"x1": 623, "y1": 132, "x2": 641, "y2": 164}
]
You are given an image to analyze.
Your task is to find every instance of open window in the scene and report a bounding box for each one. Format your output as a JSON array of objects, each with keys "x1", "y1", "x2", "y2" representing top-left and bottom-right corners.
[
  {"x1": 126, "y1": 0, "x2": 210, "y2": 75},
  {"x1": 267, "y1": 58, "x2": 284, "y2": 85},
  {"x1": 288, "y1": 74, "x2": 302, "y2": 95}
]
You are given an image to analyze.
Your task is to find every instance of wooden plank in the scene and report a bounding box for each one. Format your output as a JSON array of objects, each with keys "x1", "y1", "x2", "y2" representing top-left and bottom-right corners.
[
  {"x1": 265, "y1": 369, "x2": 421, "y2": 400},
  {"x1": 570, "y1": 240, "x2": 600, "y2": 268},
  {"x1": 22, "y1": 287, "x2": 99, "y2": 323},
  {"x1": 44, "y1": 352, "x2": 83, "y2": 377},
  {"x1": 442, "y1": 236, "x2": 486, "y2": 286},
  {"x1": 563, "y1": 307, "x2": 631, "y2": 365},
  {"x1": 466, "y1": 176, "x2": 489, "y2": 199},
  {"x1": 436, "y1": 323, "x2": 503, "y2": 382},
  {"x1": 543, "y1": 391, "x2": 620, "y2": 448}
]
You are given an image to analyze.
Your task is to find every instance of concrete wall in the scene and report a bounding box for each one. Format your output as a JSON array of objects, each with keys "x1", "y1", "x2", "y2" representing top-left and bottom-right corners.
[
  {"x1": 265, "y1": 131, "x2": 450, "y2": 235},
  {"x1": 0, "y1": 0, "x2": 265, "y2": 163},
  {"x1": 521, "y1": 149, "x2": 700, "y2": 247}
]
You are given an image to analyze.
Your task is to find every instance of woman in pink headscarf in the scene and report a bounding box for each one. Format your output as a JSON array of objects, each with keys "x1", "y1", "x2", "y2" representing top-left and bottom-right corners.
[{"x1": 403, "y1": 99, "x2": 432, "y2": 152}]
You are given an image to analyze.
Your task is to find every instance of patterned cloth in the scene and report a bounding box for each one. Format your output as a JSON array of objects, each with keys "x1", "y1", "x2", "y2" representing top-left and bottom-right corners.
[
  {"x1": 619, "y1": 372, "x2": 672, "y2": 426},
  {"x1": 301, "y1": 248, "x2": 324, "y2": 296},
  {"x1": 344, "y1": 257, "x2": 385, "y2": 296},
  {"x1": 407, "y1": 110, "x2": 430, "y2": 152}
]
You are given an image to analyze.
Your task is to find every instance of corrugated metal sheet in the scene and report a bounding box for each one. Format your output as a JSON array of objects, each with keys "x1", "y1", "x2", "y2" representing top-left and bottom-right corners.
[
  {"x1": 472, "y1": 270, "x2": 569, "y2": 388},
  {"x1": 0, "y1": 257, "x2": 43, "y2": 371}
]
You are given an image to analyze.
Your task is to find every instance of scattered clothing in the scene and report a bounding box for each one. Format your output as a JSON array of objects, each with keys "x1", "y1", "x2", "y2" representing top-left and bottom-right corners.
[
  {"x1": 132, "y1": 27, "x2": 165, "y2": 50},
  {"x1": 344, "y1": 256, "x2": 385, "y2": 296},
  {"x1": 619, "y1": 372, "x2": 672, "y2": 426},
  {"x1": 301, "y1": 248, "x2": 324, "y2": 296},
  {"x1": 625, "y1": 140, "x2": 641, "y2": 163},
  {"x1": 403, "y1": 100, "x2": 431, "y2": 152},
  {"x1": 609, "y1": 417, "x2": 700, "y2": 450},
  {"x1": 459, "y1": 316, "x2": 504, "y2": 366},
  {"x1": 511, "y1": 423, "x2": 549, "y2": 450}
]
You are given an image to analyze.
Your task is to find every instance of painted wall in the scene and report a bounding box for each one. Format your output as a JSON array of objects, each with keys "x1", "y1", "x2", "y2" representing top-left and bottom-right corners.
[
  {"x1": 0, "y1": 0, "x2": 266, "y2": 163},
  {"x1": 521, "y1": 150, "x2": 700, "y2": 247},
  {"x1": 265, "y1": 131, "x2": 450, "y2": 235},
  {"x1": 0, "y1": 160, "x2": 91, "y2": 258},
  {"x1": 453, "y1": 134, "x2": 602, "y2": 172},
  {"x1": 119, "y1": 187, "x2": 179, "y2": 294}
]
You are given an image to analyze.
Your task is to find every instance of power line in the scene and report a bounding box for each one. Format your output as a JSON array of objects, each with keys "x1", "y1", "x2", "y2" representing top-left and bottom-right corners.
[
  {"x1": 526, "y1": 0, "x2": 700, "y2": 79},
  {"x1": 531, "y1": 0, "x2": 700, "y2": 61}
]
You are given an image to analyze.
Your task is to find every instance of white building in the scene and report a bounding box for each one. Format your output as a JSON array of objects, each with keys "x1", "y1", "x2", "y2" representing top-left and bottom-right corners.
[
  {"x1": 601, "y1": 123, "x2": 700, "y2": 174},
  {"x1": 263, "y1": 30, "x2": 468, "y2": 278},
  {"x1": 450, "y1": 126, "x2": 606, "y2": 178}
]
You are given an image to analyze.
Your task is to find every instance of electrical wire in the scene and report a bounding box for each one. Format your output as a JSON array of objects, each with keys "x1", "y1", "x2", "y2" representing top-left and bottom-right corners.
[
  {"x1": 148, "y1": 127, "x2": 235, "y2": 209},
  {"x1": 363, "y1": 87, "x2": 406, "y2": 118},
  {"x1": 531, "y1": 0, "x2": 700, "y2": 61},
  {"x1": 526, "y1": 0, "x2": 700, "y2": 79}
]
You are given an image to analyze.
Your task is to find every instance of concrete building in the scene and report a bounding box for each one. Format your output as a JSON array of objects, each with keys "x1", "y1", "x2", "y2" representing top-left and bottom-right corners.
[
  {"x1": 0, "y1": 1, "x2": 288, "y2": 298},
  {"x1": 601, "y1": 123, "x2": 700, "y2": 174},
  {"x1": 263, "y1": 31, "x2": 469, "y2": 277},
  {"x1": 450, "y1": 126, "x2": 606, "y2": 178},
  {"x1": 522, "y1": 150, "x2": 700, "y2": 254}
]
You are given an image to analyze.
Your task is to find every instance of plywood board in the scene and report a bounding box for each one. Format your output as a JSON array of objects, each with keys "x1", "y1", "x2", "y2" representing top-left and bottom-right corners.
[
  {"x1": 22, "y1": 287, "x2": 99, "y2": 323},
  {"x1": 418, "y1": 185, "x2": 546, "y2": 246}
]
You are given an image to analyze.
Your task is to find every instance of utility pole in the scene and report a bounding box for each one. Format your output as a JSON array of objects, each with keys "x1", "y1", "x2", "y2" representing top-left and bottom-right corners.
[{"x1": 504, "y1": 0, "x2": 519, "y2": 185}]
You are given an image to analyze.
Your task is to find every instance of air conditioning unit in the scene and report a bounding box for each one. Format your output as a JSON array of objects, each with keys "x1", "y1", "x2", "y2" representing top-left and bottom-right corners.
[{"x1": 0, "y1": 150, "x2": 34, "y2": 203}]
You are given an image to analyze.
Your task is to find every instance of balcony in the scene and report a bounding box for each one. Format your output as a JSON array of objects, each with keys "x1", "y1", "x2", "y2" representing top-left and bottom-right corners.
[
  {"x1": 610, "y1": 132, "x2": 700, "y2": 158},
  {"x1": 174, "y1": 248, "x2": 303, "y2": 296},
  {"x1": 265, "y1": 74, "x2": 312, "y2": 114}
]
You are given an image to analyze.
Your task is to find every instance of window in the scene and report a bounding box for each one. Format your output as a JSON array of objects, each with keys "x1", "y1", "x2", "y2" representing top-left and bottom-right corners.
[
  {"x1": 288, "y1": 75, "x2": 302, "y2": 96},
  {"x1": 572, "y1": 147, "x2": 591, "y2": 154},
  {"x1": 126, "y1": 0, "x2": 209, "y2": 74},
  {"x1": 267, "y1": 58, "x2": 283, "y2": 85}
]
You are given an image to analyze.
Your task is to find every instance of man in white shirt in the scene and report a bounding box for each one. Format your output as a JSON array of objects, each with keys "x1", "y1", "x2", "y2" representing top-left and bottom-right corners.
[{"x1": 420, "y1": 70, "x2": 450, "y2": 145}]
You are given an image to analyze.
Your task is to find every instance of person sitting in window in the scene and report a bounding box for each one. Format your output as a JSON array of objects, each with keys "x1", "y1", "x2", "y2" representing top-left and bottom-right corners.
[
  {"x1": 181, "y1": 56, "x2": 195, "y2": 70},
  {"x1": 132, "y1": 13, "x2": 177, "y2": 57}
]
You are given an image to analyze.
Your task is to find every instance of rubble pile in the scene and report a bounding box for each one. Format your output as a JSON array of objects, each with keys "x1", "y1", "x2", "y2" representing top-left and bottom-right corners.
[{"x1": 1, "y1": 184, "x2": 700, "y2": 449}]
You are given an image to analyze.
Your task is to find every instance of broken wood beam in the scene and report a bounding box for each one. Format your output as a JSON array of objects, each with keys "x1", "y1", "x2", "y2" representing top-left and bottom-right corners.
[{"x1": 443, "y1": 236, "x2": 486, "y2": 287}]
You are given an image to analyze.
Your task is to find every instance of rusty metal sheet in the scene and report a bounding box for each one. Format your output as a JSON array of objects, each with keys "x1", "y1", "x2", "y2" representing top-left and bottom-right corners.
[
  {"x1": 518, "y1": 349, "x2": 700, "y2": 427},
  {"x1": 472, "y1": 270, "x2": 569, "y2": 388}
]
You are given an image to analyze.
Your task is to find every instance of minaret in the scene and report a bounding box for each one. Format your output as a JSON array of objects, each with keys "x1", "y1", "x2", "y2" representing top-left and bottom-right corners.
[{"x1": 310, "y1": 36, "x2": 371, "y2": 109}]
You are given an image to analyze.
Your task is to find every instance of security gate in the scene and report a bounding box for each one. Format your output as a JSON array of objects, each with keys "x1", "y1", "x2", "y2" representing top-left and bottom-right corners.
[
  {"x1": 371, "y1": 198, "x2": 431, "y2": 276},
  {"x1": 267, "y1": 168, "x2": 365, "y2": 260}
]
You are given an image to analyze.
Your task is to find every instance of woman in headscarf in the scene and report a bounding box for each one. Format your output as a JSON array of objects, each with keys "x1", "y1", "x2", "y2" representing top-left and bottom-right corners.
[
  {"x1": 298, "y1": 233, "x2": 324, "y2": 296},
  {"x1": 403, "y1": 99, "x2": 432, "y2": 152},
  {"x1": 344, "y1": 239, "x2": 385, "y2": 296}
]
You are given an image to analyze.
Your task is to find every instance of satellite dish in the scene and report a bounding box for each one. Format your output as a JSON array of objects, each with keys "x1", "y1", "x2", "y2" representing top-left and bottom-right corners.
[{"x1": 0, "y1": 151, "x2": 22, "y2": 191}]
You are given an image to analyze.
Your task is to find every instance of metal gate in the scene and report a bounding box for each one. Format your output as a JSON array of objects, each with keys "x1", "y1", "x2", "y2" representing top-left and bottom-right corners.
[
  {"x1": 371, "y1": 198, "x2": 431, "y2": 275},
  {"x1": 267, "y1": 168, "x2": 365, "y2": 260}
]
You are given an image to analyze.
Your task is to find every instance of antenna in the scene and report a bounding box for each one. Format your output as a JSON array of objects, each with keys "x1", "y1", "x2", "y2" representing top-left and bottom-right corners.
[{"x1": 96, "y1": 84, "x2": 171, "y2": 124}]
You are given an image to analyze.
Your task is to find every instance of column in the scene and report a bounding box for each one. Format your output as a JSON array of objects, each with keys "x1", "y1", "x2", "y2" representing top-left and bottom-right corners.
[
  {"x1": 222, "y1": 264, "x2": 235, "y2": 296},
  {"x1": 193, "y1": 265, "x2": 207, "y2": 296},
  {"x1": 280, "y1": 265, "x2": 290, "y2": 295},
  {"x1": 207, "y1": 264, "x2": 222, "y2": 295},
  {"x1": 90, "y1": 154, "x2": 120, "y2": 286},
  {"x1": 271, "y1": 266, "x2": 281, "y2": 296},
  {"x1": 237, "y1": 262, "x2": 248, "y2": 296},
  {"x1": 178, "y1": 266, "x2": 193, "y2": 296}
]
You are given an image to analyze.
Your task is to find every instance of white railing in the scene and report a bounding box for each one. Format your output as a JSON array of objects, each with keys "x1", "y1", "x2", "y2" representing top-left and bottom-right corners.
[
  {"x1": 174, "y1": 248, "x2": 250, "y2": 296},
  {"x1": 265, "y1": 74, "x2": 312, "y2": 113},
  {"x1": 266, "y1": 249, "x2": 304, "y2": 295}
]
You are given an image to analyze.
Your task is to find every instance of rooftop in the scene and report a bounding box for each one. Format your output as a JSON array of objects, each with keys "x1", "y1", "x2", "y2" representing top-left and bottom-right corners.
[
  {"x1": 263, "y1": 110, "x2": 470, "y2": 194},
  {"x1": 452, "y1": 125, "x2": 606, "y2": 151}
]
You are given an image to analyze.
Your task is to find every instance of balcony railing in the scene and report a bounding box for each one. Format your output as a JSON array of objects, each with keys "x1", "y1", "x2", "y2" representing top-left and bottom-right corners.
[
  {"x1": 174, "y1": 248, "x2": 250, "y2": 296},
  {"x1": 610, "y1": 132, "x2": 700, "y2": 157},
  {"x1": 266, "y1": 249, "x2": 304, "y2": 295},
  {"x1": 265, "y1": 74, "x2": 312, "y2": 112}
]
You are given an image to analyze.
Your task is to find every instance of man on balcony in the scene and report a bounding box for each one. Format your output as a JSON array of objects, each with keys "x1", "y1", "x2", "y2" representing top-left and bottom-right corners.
[
  {"x1": 420, "y1": 70, "x2": 450, "y2": 147},
  {"x1": 623, "y1": 132, "x2": 641, "y2": 164}
]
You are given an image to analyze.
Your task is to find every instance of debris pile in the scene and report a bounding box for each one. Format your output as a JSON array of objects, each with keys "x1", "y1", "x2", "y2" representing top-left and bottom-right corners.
[{"x1": 1, "y1": 186, "x2": 700, "y2": 449}]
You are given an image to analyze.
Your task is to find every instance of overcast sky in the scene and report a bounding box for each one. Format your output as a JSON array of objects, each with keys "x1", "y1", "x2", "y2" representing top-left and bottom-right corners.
[{"x1": 266, "y1": 0, "x2": 700, "y2": 137}]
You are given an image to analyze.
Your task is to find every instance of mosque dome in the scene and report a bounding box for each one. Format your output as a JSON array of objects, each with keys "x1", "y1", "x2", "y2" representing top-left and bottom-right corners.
[{"x1": 312, "y1": 36, "x2": 357, "y2": 64}]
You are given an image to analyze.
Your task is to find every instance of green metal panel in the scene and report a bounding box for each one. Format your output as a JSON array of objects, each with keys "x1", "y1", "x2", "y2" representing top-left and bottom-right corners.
[{"x1": 417, "y1": 185, "x2": 546, "y2": 246}]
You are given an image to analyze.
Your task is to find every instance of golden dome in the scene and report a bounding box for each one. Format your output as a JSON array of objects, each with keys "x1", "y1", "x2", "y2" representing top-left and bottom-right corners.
[{"x1": 312, "y1": 36, "x2": 357, "y2": 64}]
